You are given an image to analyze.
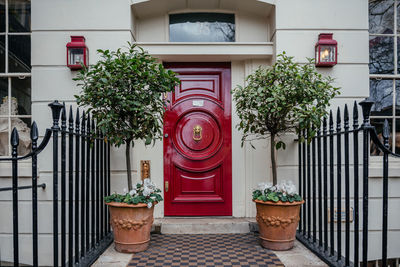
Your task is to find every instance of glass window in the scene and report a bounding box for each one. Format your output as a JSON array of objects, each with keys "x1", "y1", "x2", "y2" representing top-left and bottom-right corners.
[
  {"x1": 169, "y1": 13, "x2": 235, "y2": 42},
  {"x1": 0, "y1": 0, "x2": 31, "y2": 157},
  {"x1": 9, "y1": 0, "x2": 30, "y2": 32},
  {"x1": 369, "y1": 0, "x2": 400, "y2": 155},
  {"x1": 8, "y1": 35, "x2": 30, "y2": 72}
]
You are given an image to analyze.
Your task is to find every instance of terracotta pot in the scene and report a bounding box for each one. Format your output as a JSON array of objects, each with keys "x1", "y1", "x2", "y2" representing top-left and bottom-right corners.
[
  {"x1": 254, "y1": 199, "x2": 304, "y2": 251},
  {"x1": 106, "y1": 202, "x2": 155, "y2": 253}
]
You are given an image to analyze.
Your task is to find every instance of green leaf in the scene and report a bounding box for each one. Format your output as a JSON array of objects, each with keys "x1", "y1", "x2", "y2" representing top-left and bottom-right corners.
[{"x1": 145, "y1": 136, "x2": 152, "y2": 145}]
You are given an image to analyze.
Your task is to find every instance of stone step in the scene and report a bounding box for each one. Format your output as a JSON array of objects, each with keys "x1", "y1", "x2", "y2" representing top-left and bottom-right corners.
[{"x1": 152, "y1": 217, "x2": 258, "y2": 234}]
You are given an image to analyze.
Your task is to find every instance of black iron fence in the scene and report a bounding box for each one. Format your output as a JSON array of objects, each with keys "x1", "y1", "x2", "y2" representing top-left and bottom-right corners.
[
  {"x1": 297, "y1": 99, "x2": 400, "y2": 267},
  {"x1": 0, "y1": 100, "x2": 112, "y2": 267}
]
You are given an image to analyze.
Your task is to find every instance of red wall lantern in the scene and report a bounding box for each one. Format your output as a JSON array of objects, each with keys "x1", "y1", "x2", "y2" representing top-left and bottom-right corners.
[
  {"x1": 315, "y1": 33, "x2": 337, "y2": 67},
  {"x1": 66, "y1": 36, "x2": 88, "y2": 70}
]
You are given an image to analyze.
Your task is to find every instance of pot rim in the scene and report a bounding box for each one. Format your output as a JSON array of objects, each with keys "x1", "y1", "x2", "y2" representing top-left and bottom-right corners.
[
  {"x1": 253, "y1": 199, "x2": 304, "y2": 206},
  {"x1": 105, "y1": 202, "x2": 157, "y2": 208}
]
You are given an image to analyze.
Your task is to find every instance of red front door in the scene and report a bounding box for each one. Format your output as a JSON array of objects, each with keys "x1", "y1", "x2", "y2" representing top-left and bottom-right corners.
[{"x1": 163, "y1": 63, "x2": 232, "y2": 216}]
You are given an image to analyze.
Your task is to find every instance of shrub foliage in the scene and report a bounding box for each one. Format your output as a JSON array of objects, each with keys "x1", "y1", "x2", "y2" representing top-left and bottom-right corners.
[
  {"x1": 75, "y1": 44, "x2": 179, "y2": 190},
  {"x1": 233, "y1": 53, "x2": 339, "y2": 185}
]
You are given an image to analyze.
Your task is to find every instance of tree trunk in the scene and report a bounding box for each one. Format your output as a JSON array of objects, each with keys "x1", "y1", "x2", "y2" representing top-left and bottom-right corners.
[
  {"x1": 270, "y1": 133, "x2": 277, "y2": 185},
  {"x1": 125, "y1": 139, "x2": 133, "y2": 191}
]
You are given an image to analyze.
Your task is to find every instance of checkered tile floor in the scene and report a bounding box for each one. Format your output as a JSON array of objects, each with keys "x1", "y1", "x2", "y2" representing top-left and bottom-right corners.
[{"x1": 128, "y1": 233, "x2": 284, "y2": 266}]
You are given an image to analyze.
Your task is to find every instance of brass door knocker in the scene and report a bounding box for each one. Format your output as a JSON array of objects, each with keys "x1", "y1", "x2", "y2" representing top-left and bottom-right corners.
[{"x1": 193, "y1": 125, "x2": 202, "y2": 141}]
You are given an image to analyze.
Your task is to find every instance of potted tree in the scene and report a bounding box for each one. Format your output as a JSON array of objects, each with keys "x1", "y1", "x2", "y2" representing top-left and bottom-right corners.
[
  {"x1": 233, "y1": 53, "x2": 339, "y2": 250},
  {"x1": 74, "y1": 44, "x2": 179, "y2": 253}
]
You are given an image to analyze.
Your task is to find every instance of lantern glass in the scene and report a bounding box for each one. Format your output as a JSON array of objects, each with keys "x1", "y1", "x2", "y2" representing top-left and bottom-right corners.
[
  {"x1": 68, "y1": 48, "x2": 85, "y2": 65},
  {"x1": 319, "y1": 45, "x2": 335, "y2": 63}
]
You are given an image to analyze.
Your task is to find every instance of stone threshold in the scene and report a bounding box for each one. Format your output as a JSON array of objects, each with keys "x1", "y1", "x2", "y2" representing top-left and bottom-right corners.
[{"x1": 152, "y1": 217, "x2": 258, "y2": 234}]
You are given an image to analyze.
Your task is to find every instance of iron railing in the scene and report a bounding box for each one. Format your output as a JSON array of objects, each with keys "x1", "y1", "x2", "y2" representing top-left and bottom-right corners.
[
  {"x1": 297, "y1": 99, "x2": 400, "y2": 267},
  {"x1": 0, "y1": 100, "x2": 112, "y2": 267}
]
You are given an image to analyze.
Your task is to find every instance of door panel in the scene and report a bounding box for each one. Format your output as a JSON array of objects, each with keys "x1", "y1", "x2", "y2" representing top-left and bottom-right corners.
[{"x1": 163, "y1": 63, "x2": 232, "y2": 216}]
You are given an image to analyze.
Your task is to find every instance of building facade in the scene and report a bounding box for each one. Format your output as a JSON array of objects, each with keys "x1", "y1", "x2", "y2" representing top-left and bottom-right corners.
[{"x1": 0, "y1": 0, "x2": 399, "y2": 265}]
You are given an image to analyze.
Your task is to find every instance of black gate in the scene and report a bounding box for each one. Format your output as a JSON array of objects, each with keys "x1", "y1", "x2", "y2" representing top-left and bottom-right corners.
[
  {"x1": 297, "y1": 99, "x2": 400, "y2": 267},
  {"x1": 0, "y1": 101, "x2": 112, "y2": 267}
]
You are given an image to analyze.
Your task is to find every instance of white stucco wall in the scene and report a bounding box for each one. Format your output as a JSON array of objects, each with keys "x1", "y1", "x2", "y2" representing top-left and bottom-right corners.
[{"x1": 0, "y1": 0, "x2": 398, "y2": 265}]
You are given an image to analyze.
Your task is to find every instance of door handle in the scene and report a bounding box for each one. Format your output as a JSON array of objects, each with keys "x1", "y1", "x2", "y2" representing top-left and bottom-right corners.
[{"x1": 165, "y1": 181, "x2": 169, "y2": 192}]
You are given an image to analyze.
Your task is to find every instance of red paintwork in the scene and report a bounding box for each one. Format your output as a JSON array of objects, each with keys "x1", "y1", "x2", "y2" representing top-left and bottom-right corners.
[
  {"x1": 163, "y1": 63, "x2": 232, "y2": 216},
  {"x1": 315, "y1": 33, "x2": 337, "y2": 67},
  {"x1": 66, "y1": 36, "x2": 89, "y2": 70}
]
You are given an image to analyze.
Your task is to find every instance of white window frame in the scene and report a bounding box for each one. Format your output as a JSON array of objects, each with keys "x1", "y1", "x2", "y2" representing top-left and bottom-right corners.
[
  {"x1": 0, "y1": 0, "x2": 31, "y2": 157},
  {"x1": 369, "y1": 0, "x2": 399, "y2": 154}
]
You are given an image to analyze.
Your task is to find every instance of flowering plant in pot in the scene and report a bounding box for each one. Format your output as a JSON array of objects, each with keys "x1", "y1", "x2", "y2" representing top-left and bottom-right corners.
[
  {"x1": 233, "y1": 52, "x2": 339, "y2": 250},
  {"x1": 74, "y1": 44, "x2": 179, "y2": 253},
  {"x1": 104, "y1": 179, "x2": 163, "y2": 252}
]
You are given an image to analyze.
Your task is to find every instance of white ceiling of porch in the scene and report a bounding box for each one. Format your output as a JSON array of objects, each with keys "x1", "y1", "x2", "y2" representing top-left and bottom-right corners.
[{"x1": 131, "y1": 0, "x2": 274, "y2": 18}]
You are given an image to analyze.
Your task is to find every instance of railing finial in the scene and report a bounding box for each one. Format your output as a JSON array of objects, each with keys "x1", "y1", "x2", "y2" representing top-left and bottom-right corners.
[
  {"x1": 359, "y1": 98, "x2": 374, "y2": 125},
  {"x1": 31, "y1": 122, "x2": 39, "y2": 142},
  {"x1": 11, "y1": 127, "x2": 19, "y2": 147},
  {"x1": 48, "y1": 100, "x2": 64, "y2": 129},
  {"x1": 383, "y1": 119, "x2": 390, "y2": 148}
]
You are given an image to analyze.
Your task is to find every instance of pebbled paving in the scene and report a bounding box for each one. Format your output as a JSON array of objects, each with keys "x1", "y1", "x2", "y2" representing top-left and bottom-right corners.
[{"x1": 128, "y1": 233, "x2": 284, "y2": 266}]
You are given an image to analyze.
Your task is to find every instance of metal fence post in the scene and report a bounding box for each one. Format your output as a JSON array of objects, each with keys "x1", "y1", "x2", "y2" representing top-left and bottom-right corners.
[
  {"x1": 11, "y1": 128, "x2": 19, "y2": 267},
  {"x1": 49, "y1": 100, "x2": 63, "y2": 267},
  {"x1": 359, "y1": 98, "x2": 374, "y2": 267}
]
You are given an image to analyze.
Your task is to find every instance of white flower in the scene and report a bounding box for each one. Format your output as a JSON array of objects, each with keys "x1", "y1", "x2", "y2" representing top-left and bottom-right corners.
[
  {"x1": 129, "y1": 189, "x2": 137, "y2": 196},
  {"x1": 123, "y1": 188, "x2": 128, "y2": 194},
  {"x1": 286, "y1": 185, "x2": 297, "y2": 195},
  {"x1": 143, "y1": 186, "x2": 153, "y2": 197},
  {"x1": 257, "y1": 182, "x2": 272, "y2": 191},
  {"x1": 147, "y1": 202, "x2": 153, "y2": 208},
  {"x1": 144, "y1": 178, "x2": 152, "y2": 186}
]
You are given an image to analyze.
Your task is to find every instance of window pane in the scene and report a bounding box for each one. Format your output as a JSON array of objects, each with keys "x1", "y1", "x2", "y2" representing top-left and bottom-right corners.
[
  {"x1": 9, "y1": 0, "x2": 31, "y2": 32},
  {"x1": 0, "y1": 35, "x2": 4, "y2": 73},
  {"x1": 11, "y1": 76, "x2": 30, "y2": 115},
  {"x1": 0, "y1": 0, "x2": 5, "y2": 32},
  {"x1": 369, "y1": 36, "x2": 394, "y2": 74},
  {"x1": 396, "y1": 119, "x2": 400, "y2": 154},
  {"x1": 0, "y1": 78, "x2": 9, "y2": 156},
  {"x1": 11, "y1": 116, "x2": 30, "y2": 155},
  {"x1": 397, "y1": 2, "x2": 400, "y2": 33},
  {"x1": 370, "y1": 79, "x2": 393, "y2": 116},
  {"x1": 0, "y1": 77, "x2": 8, "y2": 114},
  {"x1": 396, "y1": 80, "x2": 400, "y2": 116},
  {"x1": 0, "y1": 118, "x2": 8, "y2": 156},
  {"x1": 8, "y1": 35, "x2": 30, "y2": 72},
  {"x1": 370, "y1": 118, "x2": 393, "y2": 156},
  {"x1": 369, "y1": 0, "x2": 394, "y2": 34},
  {"x1": 170, "y1": 13, "x2": 235, "y2": 42}
]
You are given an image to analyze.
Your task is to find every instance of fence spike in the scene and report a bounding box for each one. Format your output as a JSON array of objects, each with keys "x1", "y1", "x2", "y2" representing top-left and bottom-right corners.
[
  {"x1": 336, "y1": 107, "x2": 341, "y2": 124},
  {"x1": 383, "y1": 119, "x2": 390, "y2": 143},
  {"x1": 81, "y1": 111, "x2": 86, "y2": 128},
  {"x1": 61, "y1": 103, "x2": 66, "y2": 121},
  {"x1": 353, "y1": 101, "x2": 359, "y2": 120},
  {"x1": 68, "y1": 106, "x2": 74, "y2": 123},
  {"x1": 329, "y1": 110, "x2": 334, "y2": 130},
  {"x1": 344, "y1": 104, "x2": 349, "y2": 121},
  {"x1": 75, "y1": 108, "x2": 80, "y2": 126},
  {"x1": 11, "y1": 127, "x2": 19, "y2": 147},
  {"x1": 31, "y1": 122, "x2": 39, "y2": 142},
  {"x1": 87, "y1": 114, "x2": 91, "y2": 133}
]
